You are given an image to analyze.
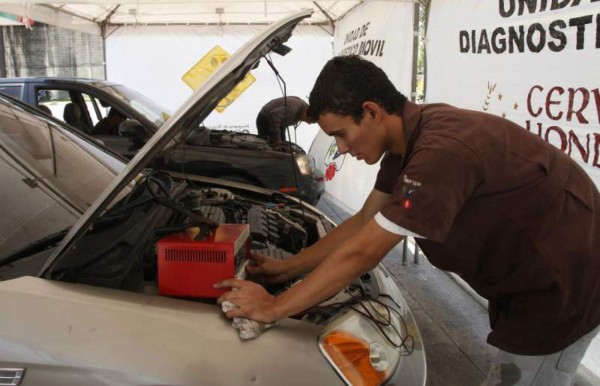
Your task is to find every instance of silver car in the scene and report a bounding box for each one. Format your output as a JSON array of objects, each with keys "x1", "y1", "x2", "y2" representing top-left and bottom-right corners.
[{"x1": 0, "y1": 11, "x2": 426, "y2": 386}]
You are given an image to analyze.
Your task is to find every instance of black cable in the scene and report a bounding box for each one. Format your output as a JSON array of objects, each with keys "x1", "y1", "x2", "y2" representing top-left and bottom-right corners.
[
  {"x1": 264, "y1": 54, "x2": 305, "y2": 218},
  {"x1": 143, "y1": 171, "x2": 217, "y2": 230},
  {"x1": 146, "y1": 172, "x2": 171, "y2": 198},
  {"x1": 348, "y1": 295, "x2": 415, "y2": 355},
  {"x1": 98, "y1": 170, "x2": 167, "y2": 219},
  {"x1": 297, "y1": 289, "x2": 415, "y2": 355},
  {"x1": 347, "y1": 292, "x2": 409, "y2": 348},
  {"x1": 178, "y1": 124, "x2": 208, "y2": 193}
]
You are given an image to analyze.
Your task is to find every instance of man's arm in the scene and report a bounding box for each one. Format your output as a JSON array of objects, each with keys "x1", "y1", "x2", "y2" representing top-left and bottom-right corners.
[
  {"x1": 282, "y1": 189, "x2": 391, "y2": 278},
  {"x1": 268, "y1": 106, "x2": 285, "y2": 143},
  {"x1": 269, "y1": 119, "x2": 282, "y2": 143},
  {"x1": 276, "y1": 217, "x2": 404, "y2": 318},
  {"x1": 268, "y1": 101, "x2": 303, "y2": 143},
  {"x1": 215, "y1": 189, "x2": 395, "y2": 322},
  {"x1": 217, "y1": 217, "x2": 404, "y2": 322}
]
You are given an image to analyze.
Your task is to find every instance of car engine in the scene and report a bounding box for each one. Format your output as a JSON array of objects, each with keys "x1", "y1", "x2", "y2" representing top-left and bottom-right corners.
[
  {"x1": 46, "y1": 174, "x2": 382, "y2": 325},
  {"x1": 187, "y1": 128, "x2": 306, "y2": 154},
  {"x1": 51, "y1": 176, "x2": 324, "y2": 287}
]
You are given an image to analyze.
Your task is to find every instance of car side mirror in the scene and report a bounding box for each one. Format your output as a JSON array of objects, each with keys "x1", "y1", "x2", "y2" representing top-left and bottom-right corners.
[{"x1": 119, "y1": 119, "x2": 147, "y2": 139}]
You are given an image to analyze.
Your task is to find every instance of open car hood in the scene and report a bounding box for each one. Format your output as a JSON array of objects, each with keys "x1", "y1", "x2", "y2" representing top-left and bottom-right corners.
[{"x1": 38, "y1": 10, "x2": 312, "y2": 276}]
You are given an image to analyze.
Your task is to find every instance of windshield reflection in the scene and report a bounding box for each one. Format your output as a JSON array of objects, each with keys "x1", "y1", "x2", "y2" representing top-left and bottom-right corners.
[
  {"x1": 102, "y1": 85, "x2": 172, "y2": 127},
  {"x1": 0, "y1": 99, "x2": 128, "y2": 257}
]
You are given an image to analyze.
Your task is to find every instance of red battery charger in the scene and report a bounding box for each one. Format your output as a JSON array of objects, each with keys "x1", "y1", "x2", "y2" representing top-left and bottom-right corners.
[{"x1": 157, "y1": 224, "x2": 250, "y2": 298}]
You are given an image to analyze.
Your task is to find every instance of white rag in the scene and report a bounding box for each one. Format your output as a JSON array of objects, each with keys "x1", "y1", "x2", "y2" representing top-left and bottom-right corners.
[{"x1": 221, "y1": 260, "x2": 276, "y2": 340}]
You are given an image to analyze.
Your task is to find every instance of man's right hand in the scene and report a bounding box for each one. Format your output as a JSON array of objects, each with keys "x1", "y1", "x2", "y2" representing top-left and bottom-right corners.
[{"x1": 246, "y1": 253, "x2": 291, "y2": 284}]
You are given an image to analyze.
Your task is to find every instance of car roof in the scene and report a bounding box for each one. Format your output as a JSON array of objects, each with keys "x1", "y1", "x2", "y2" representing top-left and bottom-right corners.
[{"x1": 0, "y1": 77, "x2": 121, "y2": 88}]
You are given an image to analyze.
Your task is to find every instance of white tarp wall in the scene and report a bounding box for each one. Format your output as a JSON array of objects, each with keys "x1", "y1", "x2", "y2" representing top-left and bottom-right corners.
[
  {"x1": 426, "y1": 0, "x2": 600, "y2": 190},
  {"x1": 310, "y1": 0, "x2": 416, "y2": 212},
  {"x1": 105, "y1": 24, "x2": 333, "y2": 152}
]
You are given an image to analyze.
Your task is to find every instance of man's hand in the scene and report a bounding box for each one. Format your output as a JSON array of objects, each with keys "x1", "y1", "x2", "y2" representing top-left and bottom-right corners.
[
  {"x1": 246, "y1": 253, "x2": 291, "y2": 284},
  {"x1": 215, "y1": 279, "x2": 279, "y2": 323}
]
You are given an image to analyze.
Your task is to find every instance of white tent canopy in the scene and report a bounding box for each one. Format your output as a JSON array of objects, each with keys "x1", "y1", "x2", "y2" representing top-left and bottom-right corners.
[{"x1": 0, "y1": 1, "x2": 376, "y2": 36}]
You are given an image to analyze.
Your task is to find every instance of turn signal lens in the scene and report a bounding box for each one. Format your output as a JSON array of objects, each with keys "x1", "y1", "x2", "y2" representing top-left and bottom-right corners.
[
  {"x1": 322, "y1": 330, "x2": 386, "y2": 386},
  {"x1": 279, "y1": 187, "x2": 298, "y2": 193}
]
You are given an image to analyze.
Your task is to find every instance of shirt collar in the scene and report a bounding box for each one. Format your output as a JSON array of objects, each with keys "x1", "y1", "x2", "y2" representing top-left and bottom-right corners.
[{"x1": 401, "y1": 100, "x2": 422, "y2": 145}]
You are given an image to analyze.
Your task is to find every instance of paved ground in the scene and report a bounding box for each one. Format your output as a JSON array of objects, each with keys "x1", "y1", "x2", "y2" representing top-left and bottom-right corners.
[{"x1": 316, "y1": 196, "x2": 597, "y2": 386}]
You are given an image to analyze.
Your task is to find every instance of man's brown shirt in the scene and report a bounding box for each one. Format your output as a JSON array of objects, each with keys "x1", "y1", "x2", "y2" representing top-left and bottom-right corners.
[{"x1": 375, "y1": 101, "x2": 600, "y2": 355}]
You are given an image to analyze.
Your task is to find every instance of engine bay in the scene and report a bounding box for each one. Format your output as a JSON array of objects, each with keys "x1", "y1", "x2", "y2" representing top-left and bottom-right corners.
[
  {"x1": 187, "y1": 127, "x2": 306, "y2": 154},
  {"x1": 37, "y1": 173, "x2": 378, "y2": 325}
]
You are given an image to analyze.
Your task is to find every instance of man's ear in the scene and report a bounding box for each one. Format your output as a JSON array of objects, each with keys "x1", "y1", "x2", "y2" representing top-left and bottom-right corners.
[{"x1": 362, "y1": 101, "x2": 381, "y2": 120}]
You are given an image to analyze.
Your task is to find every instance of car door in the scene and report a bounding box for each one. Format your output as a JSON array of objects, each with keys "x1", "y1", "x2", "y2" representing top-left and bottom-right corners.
[{"x1": 0, "y1": 83, "x2": 25, "y2": 100}]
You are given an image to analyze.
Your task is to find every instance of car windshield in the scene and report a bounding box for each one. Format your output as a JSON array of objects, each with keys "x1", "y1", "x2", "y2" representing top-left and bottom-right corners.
[
  {"x1": 0, "y1": 99, "x2": 128, "y2": 258},
  {"x1": 101, "y1": 84, "x2": 172, "y2": 127}
]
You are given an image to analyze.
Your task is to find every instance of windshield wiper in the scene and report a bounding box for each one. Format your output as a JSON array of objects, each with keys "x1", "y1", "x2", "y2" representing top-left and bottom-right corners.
[
  {"x1": 0, "y1": 227, "x2": 71, "y2": 268},
  {"x1": 0, "y1": 206, "x2": 145, "y2": 269}
]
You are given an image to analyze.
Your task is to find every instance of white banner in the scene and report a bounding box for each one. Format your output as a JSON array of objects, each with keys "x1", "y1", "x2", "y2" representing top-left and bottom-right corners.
[
  {"x1": 310, "y1": 0, "x2": 415, "y2": 212},
  {"x1": 106, "y1": 24, "x2": 333, "y2": 152},
  {"x1": 427, "y1": 0, "x2": 600, "y2": 188}
]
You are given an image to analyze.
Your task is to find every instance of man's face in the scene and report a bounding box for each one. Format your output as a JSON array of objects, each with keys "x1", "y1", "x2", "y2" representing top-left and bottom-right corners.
[{"x1": 318, "y1": 111, "x2": 386, "y2": 165}]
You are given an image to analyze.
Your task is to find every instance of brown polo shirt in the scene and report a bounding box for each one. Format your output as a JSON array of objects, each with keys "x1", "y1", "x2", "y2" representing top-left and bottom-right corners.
[{"x1": 375, "y1": 101, "x2": 600, "y2": 355}]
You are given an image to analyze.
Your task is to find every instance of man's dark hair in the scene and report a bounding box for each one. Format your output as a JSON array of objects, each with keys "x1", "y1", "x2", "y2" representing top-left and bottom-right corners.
[{"x1": 308, "y1": 55, "x2": 407, "y2": 123}]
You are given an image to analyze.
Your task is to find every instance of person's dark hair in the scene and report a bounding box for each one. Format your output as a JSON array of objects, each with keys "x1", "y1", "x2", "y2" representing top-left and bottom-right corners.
[
  {"x1": 108, "y1": 107, "x2": 125, "y2": 118},
  {"x1": 37, "y1": 104, "x2": 52, "y2": 115},
  {"x1": 308, "y1": 55, "x2": 407, "y2": 123}
]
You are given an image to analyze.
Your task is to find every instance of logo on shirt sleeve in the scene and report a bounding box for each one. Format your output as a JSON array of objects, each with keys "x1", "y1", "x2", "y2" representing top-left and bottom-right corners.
[{"x1": 401, "y1": 175, "x2": 422, "y2": 210}]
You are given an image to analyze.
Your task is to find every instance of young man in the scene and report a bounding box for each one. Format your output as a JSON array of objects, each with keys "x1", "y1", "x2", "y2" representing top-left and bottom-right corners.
[
  {"x1": 217, "y1": 56, "x2": 600, "y2": 384},
  {"x1": 255, "y1": 96, "x2": 309, "y2": 146}
]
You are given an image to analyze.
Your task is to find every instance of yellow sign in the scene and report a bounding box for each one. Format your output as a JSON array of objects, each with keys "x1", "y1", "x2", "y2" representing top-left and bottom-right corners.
[{"x1": 182, "y1": 45, "x2": 256, "y2": 113}]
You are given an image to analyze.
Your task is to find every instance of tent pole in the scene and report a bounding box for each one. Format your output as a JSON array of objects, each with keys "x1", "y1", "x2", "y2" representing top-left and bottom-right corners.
[
  {"x1": 99, "y1": 6, "x2": 120, "y2": 81},
  {"x1": 312, "y1": 2, "x2": 334, "y2": 26},
  {"x1": 0, "y1": 28, "x2": 5, "y2": 78},
  {"x1": 410, "y1": 1, "x2": 419, "y2": 102},
  {"x1": 102, "y1": 33, "x2": 107, "y2": 80},
  {"x1": 422, "y1": 0, "x2": 430, "y2": 103}
]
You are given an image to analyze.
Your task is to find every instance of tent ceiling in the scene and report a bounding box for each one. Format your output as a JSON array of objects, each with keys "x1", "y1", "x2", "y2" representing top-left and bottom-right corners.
[{"x1": 0, "y1": 1, "x2": 373, "y2": 31}]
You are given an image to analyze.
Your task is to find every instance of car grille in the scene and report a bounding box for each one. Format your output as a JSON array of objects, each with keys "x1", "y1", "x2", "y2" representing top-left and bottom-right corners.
[{"x1": 0, "y1": 368, "x2": 25, "y2": 386}]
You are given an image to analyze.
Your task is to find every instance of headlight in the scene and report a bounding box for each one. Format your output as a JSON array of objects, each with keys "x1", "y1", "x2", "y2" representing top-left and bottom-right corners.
[
  {"x1": 295, "y1": 154, "x2": 315, "y2": 175},
  {"x1": 318, "y1": 299, "x2": 411, "y2": 386},
  {"x1": 318, "y1": 266, "x2": 423, "y2": 386}
]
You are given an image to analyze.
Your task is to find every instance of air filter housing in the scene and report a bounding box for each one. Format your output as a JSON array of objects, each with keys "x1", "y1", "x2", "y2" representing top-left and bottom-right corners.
[{"x1": 157, "y1": 224, "x2": 250, "y2": 298}]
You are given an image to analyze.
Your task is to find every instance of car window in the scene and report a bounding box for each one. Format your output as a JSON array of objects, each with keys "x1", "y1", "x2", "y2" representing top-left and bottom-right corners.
[
  {"x1": 34, "y1": 87, "x2": 143, "y2": 158},
  {"x1": 0, "y1": 85, "x2": 23, "y2": 100},
  {"x1": 36, "y1": 88, "x2": 94, "y2": 134},
  {"x1": 104, "y1": 85, "x2": 172, "y2": 127},
  {"x1": 0, "y1": 101, "x2": 124, "y2": 257},
  {"x1": 83, "y1": 93, "x2": 110, "y2": 126},
  {"x1": 37, "y1": 89, "x2": 69, "y2": 120}
]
